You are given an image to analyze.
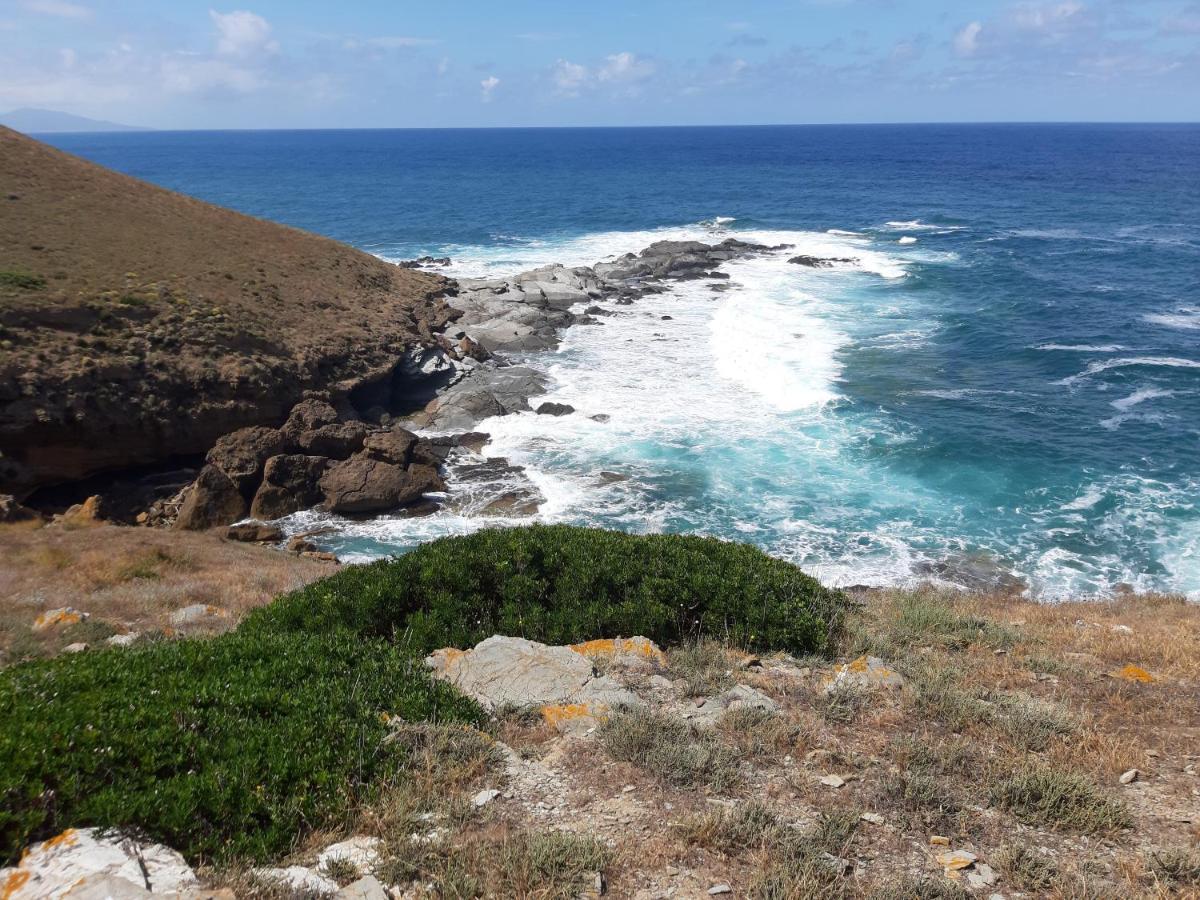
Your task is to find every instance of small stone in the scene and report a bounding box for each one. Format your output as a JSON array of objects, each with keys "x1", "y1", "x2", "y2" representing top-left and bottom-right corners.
[
  {"x1": 938, "y1": 850, "x2": 977, "y2": 873},
  {"x1": 318, "y1": 836, "x2": 382, "y2": 874},
  {"x1": 860, "y1": 812, "x2": 885, "y2": 825},
  {"x1": 105, "y1": 633, "x2": 139, "y2": 647},
  {"x1": 1145, "y1": 749, "x2": 1160, "y2": 758},
  {"x1": 32, "y1": 607, "x2": 88, "y2": 631},
  {"x1": 820, "y1": 774, "x2": 846, "y2": 788},
  {"x1": 930, "y1": 835, "x2": 951, "y2": 846},
  {"x1": 822, "y1": 655, "x2": 904, "y2": 694},
  {"x1": 1119, "y1": 768, "x2": 1139, "y2": 784},
  {"x1": 63, "y1": 642, "x2": 88, "y2": 653},
  {"x1": 168, "y1": 603, "x2": 230, "y2": 629},
  {"x1": 1111, "y1": 624, "x2": 1133, "y2": 634},
  {"x1": 708, "y1": 886, "x2": 732, "y2": 896},
  {"x1": 622, "y1": 785, "x2": 636, "y2": 793},
  {"x1": 472, "y1": 788, "x2": 501, "y2": 808},
  {"x1": 334, "y1": 875, "x2": 388, "y2": 900}
]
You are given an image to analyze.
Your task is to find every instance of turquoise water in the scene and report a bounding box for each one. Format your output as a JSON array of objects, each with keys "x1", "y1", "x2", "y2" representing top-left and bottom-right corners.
[{"x1": 46, "y1": 125, "x2": 1200, "y2": 597}]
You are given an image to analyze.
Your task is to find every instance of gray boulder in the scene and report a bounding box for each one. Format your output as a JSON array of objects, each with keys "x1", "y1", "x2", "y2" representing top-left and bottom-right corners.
[{"x1": 320, "y1": 454, "x2": 444, "y2": 514}]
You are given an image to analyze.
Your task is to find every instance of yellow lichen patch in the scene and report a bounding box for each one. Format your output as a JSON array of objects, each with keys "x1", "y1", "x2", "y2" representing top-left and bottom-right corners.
[
  {"x1": 2, "y1": 869, "x2": 31, "y2": 900},
  {"x1": 570, "y1": 637, "x2": 665, "y2": 663},
  {"x1": 1112, "y1": 664, "x2": 1155, "y2": 683},
  {"x1": 847, "y1": 655, "x2": 872, "y2": 673},
  {"x1": 540, "y1": 702, "x2": 610, "y2": 729},
  {"x1": 426, "y1": 647, "x2": 467, "y2": 674},
  {"x1": 32, "y1": 609, "x2": 83, "y2": 631}
]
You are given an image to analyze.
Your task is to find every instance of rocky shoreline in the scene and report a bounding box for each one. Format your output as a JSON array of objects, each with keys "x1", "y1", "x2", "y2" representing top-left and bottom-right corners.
[{"x1": 6, "y1": 237, "x2": 823, "y2": 552}]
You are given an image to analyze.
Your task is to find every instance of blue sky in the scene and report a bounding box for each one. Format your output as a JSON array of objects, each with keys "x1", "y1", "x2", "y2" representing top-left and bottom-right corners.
[{"x1": 1, "y1": 0, "x2": 1198, "y2": 127}]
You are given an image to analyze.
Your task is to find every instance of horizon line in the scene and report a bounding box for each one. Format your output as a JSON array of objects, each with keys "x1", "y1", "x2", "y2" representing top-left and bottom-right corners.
[{"x1": 16, "y1": 119, "x2": 1200, "y2": 136}]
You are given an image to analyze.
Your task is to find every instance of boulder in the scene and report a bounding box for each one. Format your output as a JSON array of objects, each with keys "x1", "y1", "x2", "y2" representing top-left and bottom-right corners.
[
  {"x1": 249, "y1": 454, "x2": 329, "y2": 519},
  {"x1": 206, "y1": 426, "x2": 287, "y2": 493},
  {"x1": 335, "y1": 876, "x2": 388, "y2": 900},
  {"x1": 57, "y1": 495, "x2": 104, "y2": 527},
  {"x1": 320, "y1": 454, "x2": 444, "y2": 514},
  {"x1": 0, "y1": 494, "x2": 39, "y2": 522},
  {"x1": 536, "y1": 402, "x2": 575, "y2": 417},
  {"x1": 296, "y1": 422, "x2": 369, "y2": 459},
  {"x1": 174, "y1": 465, "x2": 247, "y2": 530},
  {"x1": 226, "y1": 520, "x2": 284, "y2": 542},
  {"x1": 788, "y1": 255, "x2": 856, "y2": 268},
  {"x1": 362, "y1": 427, "x2": 418, "y2": 465},
  {"x1": 282, "y1": 398, "x2": 340, "y2": 436},
  {"x1": 0, "y1": 827, "x2": 197, "y2": 899},
  {"x1": 287, "y1": 536, "x2": 319, "y2": 553}
]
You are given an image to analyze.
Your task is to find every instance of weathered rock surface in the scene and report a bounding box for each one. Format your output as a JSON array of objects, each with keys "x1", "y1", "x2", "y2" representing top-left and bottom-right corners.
[
  {"x1": 249, "y1": 454, "x2": 329, "y2": 520},
  {"x1": 320, "y1": 454, "x2": 444, "y2": 514},
  {"x1": 226, "y1": 520, "x2": 284, "y2": 542},
  {"x1": 173, "y1": 466, "x2": 246, "y2": 531},
  {"x1": 822, "y1": 655, "x2": 905, "y2": 693},
  {"x1": 318, "y1": 836, "x2": 383, "y2": 875},
  {"x1": 0, "y1": 828, "x2": 197, "y2": 899},
  {"x1": 409, "y1": 366, "x2": 549, "y2": 432},
  {"x1": 250, "y1": 865, "x2": 338, "y2": 896}
]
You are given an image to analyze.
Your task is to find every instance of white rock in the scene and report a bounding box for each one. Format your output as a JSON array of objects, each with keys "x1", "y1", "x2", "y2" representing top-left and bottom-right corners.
[
  {"x1": 105, "y1": 633, "x2": 139, "y2": 647},
  {"x1": 1111, "y1": 624, "x2": 1134, "y2": 634},
  {"x1": 823, "y1": 656, "x2": 904, "y2": 694},
  {"x1": 426, "y1": 636, "x2": 594, "y2": 710},
  {"x1": 968, "y1": 863, "x2": 999, "y2": 888},
  {"x1": 318, "y1": 836, "x2": 383, "y2": 874},
  {"x1": 0, "y1": 828, "x2": 197, "y2": 899},
  {"x1": 1119, "y1": 768, "x2": 1139, "y2": 784},
  {"x1": 63, "y1": 643, "x2": 89, "y2": 654},
  {"x1": 472, "y1": 789, "x2": 501, "y2": 808},
  {"x1": 820, "y1": 774, "x2": 846, "y2": 788},
  {"x1": 860, "y1": 812, "x2": 885, "y2": 825},
  {"x1": 335, "y1": 875, "x2": 388, "y2": 900},
  {"x1": 61, "y1": 874, "x2": 151, "y2": 898},
  {"x1": 708, "y1": 886, "x2": 732, "y2": 896},
  {"x1": 168, "y1": 604, "x2": 229, "y2": 629},
  {"x1": 251, "y1": 866, "x2": 338, "y2": 896}
]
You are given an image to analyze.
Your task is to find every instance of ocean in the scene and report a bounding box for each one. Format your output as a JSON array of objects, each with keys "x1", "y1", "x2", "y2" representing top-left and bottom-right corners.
[{"x1": 43, "y1": 124, "x2": 1200, "y2": 598}]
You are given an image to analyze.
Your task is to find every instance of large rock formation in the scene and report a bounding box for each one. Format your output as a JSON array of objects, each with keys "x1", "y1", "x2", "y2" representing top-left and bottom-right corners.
[{"x1": 0, "y1": 127, "x2": 463, "y2": 500}]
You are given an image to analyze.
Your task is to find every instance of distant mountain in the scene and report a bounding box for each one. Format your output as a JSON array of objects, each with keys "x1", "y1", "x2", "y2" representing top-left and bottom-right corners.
[{"x1": 0, "y1": 107, "x2": 149, "y2": 134}]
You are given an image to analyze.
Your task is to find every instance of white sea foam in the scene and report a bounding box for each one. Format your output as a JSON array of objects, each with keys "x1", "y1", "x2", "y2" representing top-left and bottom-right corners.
[
  {"x1": 1034, "y1": 343, "x2": 1125, "y2": 352},
  {"x1": 1111, "y1": 387, "x2": 1174, "y2": 412},
  {"x1": 883, "y1": 220, "x2": 953, "y2": 232},
  {"x1": 1055, "y1": 356, "x2": 1200, "y2": 386},
  {"x1": 1144, "y1": 307, "x2": 1200, "y2": 330}
]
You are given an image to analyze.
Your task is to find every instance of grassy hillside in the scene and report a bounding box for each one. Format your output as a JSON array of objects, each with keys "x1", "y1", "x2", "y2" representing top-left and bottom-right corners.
[{"x1": 0, "y1": 126, "x2": 453, "y2": 496}]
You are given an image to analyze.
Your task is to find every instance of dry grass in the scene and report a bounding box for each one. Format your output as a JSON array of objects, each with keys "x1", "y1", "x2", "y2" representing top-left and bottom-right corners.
[{"x1": 0, "y1": 522, "x2": 334, "y2": 664}]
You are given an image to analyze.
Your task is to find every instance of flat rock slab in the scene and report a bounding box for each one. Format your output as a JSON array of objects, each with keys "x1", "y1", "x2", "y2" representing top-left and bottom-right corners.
[
  {"x1": 822, "y1": 655, "x2": 905, "y2": 694},
  {"x1": 0, "y1": 828, "x2": 197, "y2": 899},
  {"x1": 427, "y1": 635, "x2": 644, "y2": 732}
]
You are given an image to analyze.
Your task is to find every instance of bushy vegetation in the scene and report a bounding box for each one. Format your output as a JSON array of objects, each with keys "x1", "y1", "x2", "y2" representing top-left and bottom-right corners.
[
  {"x1": 0, "y1": 630, "x2": 481, "y2": 864},
  {"x1": 0, "y1": 270, "x2": 46, "y2": 290},
  {"x1": 245, "y1": 525, "x2": 847, "y2": 656},
  {"x1": 989, "y1": 768, "x2": 1132, "y2": 834}
]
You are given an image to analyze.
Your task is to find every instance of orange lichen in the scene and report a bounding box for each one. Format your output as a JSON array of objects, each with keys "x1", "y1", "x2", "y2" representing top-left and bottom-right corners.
[
  {"x1": 2, "y1": 869, "x2": 31, "y2": 900},
  {"x1": 1113, "y1": 664, "x2": 1156, "y2": 683},
  {"x1": 540, "y1": 702, "x2": 610, "y2": 729},
  {"x1": 570, "y1": 637, "x2": 665, "y2": 662},
  {"x1": 43, "y1": 829, "x2": 77, "y2": 850},
  {"x1": 32, "y1": 609, "x2": 82, "y2": 630}
]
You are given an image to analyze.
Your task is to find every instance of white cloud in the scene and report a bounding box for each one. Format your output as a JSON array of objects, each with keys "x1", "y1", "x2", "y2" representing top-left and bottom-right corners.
[
  {"x1": 552, "y1": 59, "x2": 588, "y2": 96},
  {"x1": 161, "y1": 54, "x2": 263, "y2": 94},
  {"x1": 597, "y1": 51, "x2": 655, "y2": 82},
  {"x1": 954, "y1": 21, "x2": 983, "y2": 57},
  {"x1": 21, "y1": 0, "x2": 91, "y2": 19},
  {"x1": 480, "y1": 74, "x2": 499, "y2": 101},
  {"x1": 366, "y1": 36, "x2": 437, "y2": 49},
  {"x1": 1014, "y1": 1, "x2": 1085, "y2": 31},
  {"x1": 209, "y1": 9, "x2": 278, "y2": 57}
]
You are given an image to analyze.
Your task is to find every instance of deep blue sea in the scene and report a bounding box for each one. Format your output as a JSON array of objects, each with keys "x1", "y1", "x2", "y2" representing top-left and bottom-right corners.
[{"x1": 43, "y1": 125, "x2": 1200, "y2": 598}]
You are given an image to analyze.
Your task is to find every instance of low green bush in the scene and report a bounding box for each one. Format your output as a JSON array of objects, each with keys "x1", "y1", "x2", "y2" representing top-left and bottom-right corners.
[
  {"x1": 0, "y1": 270, "x2": 46, "y2": 290},
  {"x1": 0, "y1": 630, "x2": 481, "y2": 864},
  {"x1": 245, "y1": 525, "x2": 846, "y2": 656}
]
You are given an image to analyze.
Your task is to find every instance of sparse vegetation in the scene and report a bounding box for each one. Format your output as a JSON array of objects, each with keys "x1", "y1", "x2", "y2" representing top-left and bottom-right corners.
[
  {"x1": 667, "y1": 639, "x2": 740, "y2": 696},
  {"x1": 1148, "y1": 848, "x2": 1200, "y2": 887},
  {"x1": 995, "y1": 842, "x2": 1058, "y2": 891},
  {"x1": 989, "y1": 768, "x2": 1132, "y2": 834},
  {"x1": 598, "y1": 706, "x2": 741, "y2": 790}
]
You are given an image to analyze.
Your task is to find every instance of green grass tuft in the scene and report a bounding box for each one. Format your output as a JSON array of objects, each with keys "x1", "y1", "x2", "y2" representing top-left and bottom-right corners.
[
  {"x1": 989, "y1": 767, "x2": 1132, "y2": 834},
  {"x1": 0, "y1": 270, "x2": 46, "y2": 290},
  {"x1": 598, "y1": 707, "x2": 741, "y2": 791}
]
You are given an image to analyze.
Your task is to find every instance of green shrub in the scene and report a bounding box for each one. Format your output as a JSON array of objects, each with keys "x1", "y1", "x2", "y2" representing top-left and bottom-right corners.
[
  {"x1": 0, "y1": 630, "x2": 482, "y2": 864},
  {"x1": 0, "y1": 270, "x2": 46, "y2": 290},
  {"x1": 990, "y1": 768, "x2": 1132, "y2": 834},
  {"x1": 598, "y1": 707, "x2": 741, "y2": 791},
  {"x1": 245, "y1": 525, "x2": 846, "y2": 656}
]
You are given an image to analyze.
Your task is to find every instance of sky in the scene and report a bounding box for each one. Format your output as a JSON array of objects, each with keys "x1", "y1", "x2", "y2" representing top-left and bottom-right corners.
[{"x1": 1, "y1": 0, "x2": 1198, "y2": 128}]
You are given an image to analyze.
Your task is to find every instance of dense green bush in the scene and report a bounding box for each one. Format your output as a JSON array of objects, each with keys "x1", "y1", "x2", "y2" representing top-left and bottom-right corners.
[
  {"x1": 245, "y1": 525, "x2": 847, "y2": 656},
  {"x1": 0, "y1": 630, "x2": 481, "y2": 864}
]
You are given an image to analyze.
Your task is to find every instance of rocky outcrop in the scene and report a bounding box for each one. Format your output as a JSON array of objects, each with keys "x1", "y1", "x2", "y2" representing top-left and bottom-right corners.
[
  {"x1": 0, "y1": 827, "x2": 199, "y2": 899},
  {"x1": 250, "y1": 454, "x2": 329, "y2": 520}
]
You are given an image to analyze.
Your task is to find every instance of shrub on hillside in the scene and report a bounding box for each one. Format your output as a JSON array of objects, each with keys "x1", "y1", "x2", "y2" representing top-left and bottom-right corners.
[
  {"x1": 245, "y1": 525, "x2": 847, "y2": 656},
  {"x1": 0, "y1": 630, "x2": 481, "y2": 864}
]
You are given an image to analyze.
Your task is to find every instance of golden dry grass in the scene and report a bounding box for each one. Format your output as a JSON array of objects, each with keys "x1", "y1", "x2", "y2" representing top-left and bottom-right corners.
[{"x1": 0, "y1": 521, "x2": 334, "y2": 663}]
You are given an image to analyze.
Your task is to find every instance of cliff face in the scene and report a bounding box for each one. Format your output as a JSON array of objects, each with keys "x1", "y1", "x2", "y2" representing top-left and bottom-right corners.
[{"x1": 0, "y1": 127, "x2": 457, "y2": 498}]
